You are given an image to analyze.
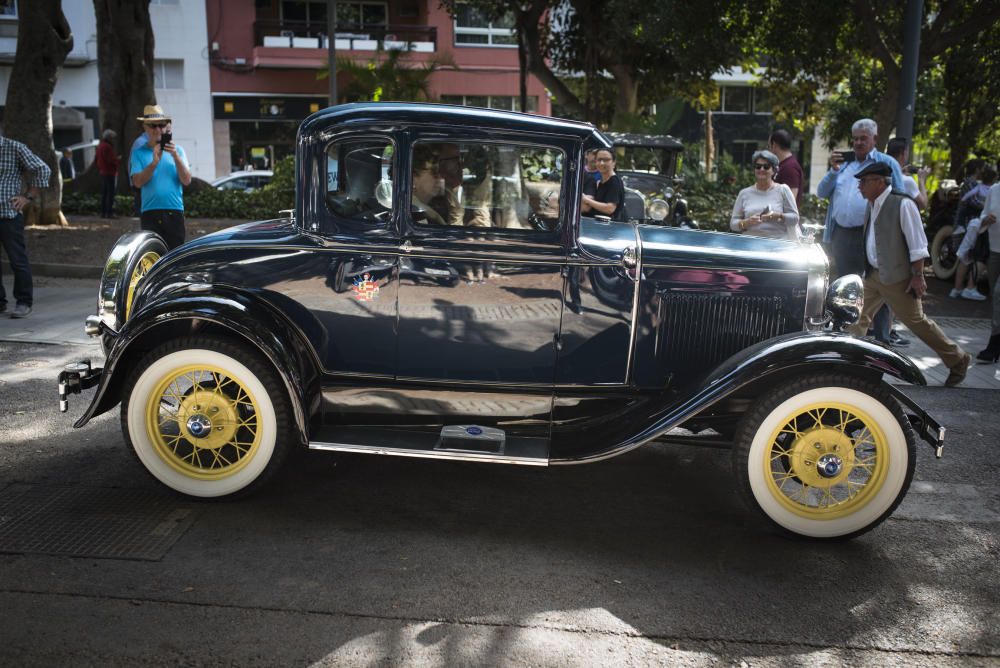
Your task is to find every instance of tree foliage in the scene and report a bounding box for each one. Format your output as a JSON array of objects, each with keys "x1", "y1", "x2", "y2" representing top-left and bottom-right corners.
[
  {"x1": 4, "y1": 0, "x2": 72, "y2": 225},
  {"x1": 441, "y1": 0, "x2": 763, "y2": 130},
  {"x1": 322, "y1": 47, "x2": 451, "y2": 102}
]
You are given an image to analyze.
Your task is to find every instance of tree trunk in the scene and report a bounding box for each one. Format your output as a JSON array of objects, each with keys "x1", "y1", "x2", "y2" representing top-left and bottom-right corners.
[
  {"x1": 608, "y1": 63, "x2": 638, "y2": 130},
  {"x1": 517, "y1": 28, "x2": 528, "y2": 113},
  {"x1": 517, "y1": 3, "x2": 585, "y2": 118},
  {"x1": 93, "y1": 0, "x2": 157, "y2": 196},
  {"x1": 873, "y1": 69, "x2": 900, "y2": 151},
  {"x1": 4, "y1": 0, "x2": 72, "y2": 226},
  {"x1": 704, "y1": 108, "x2": 714, "y2": 179}
]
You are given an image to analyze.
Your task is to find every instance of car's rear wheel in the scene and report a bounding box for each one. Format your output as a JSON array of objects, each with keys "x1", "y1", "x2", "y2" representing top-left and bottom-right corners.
[
  {"x1": 122, "y1": 337, "x2": 291, "y2": 498},
  {"x1": 733, "y1": 374, "x2": 915, "y2": 539}
]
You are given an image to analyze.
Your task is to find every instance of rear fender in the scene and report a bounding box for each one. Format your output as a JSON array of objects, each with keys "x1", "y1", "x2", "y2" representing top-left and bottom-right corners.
[
  {"x1": 555, "y1": 331, "x2": 926, "y2": 463},
  {"x1": 73, "y1": 289, "x2": 320, "y2": 446}
]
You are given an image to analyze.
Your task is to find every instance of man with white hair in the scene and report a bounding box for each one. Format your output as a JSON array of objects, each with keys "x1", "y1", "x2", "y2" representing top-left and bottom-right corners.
[
  {"x1": 818, "y1": 118, "x2": 906, "y2": 280},
  {"x1": 846, "y1": 162, "x2": 971, "y2": 386}
]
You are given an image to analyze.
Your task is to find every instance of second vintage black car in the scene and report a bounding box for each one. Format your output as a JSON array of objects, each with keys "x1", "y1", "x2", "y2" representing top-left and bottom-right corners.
[{"x1": 59, "y1": 103, "x2": 945, "y2": 540}]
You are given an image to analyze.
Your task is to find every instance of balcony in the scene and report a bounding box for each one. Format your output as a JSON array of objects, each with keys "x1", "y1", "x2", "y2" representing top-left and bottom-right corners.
[{"x1": 253, "y1": 20, "x2": 437, "y2": 53}]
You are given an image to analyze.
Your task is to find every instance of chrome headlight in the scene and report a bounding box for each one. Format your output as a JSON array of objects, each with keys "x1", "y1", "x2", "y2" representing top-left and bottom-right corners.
[
  {"x1": 826, "y1": 274, "x2": 864, "y2": 328},
  {"x1": 647, "y1": 198, "x2": 669, "y2": 221}
]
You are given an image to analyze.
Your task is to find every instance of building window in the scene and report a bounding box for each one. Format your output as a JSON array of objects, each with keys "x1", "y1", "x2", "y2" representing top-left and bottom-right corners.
[
  {"x1": 441, "y1": 95, "x2": 537, "y2": 113},
  {"x1": 0, "y1": 0, "x2": 17, "y2": 19},
  {"x1": 728, "y1": 140, "x2": 761, "y2": 165},
  {"x1": 715, "y1": 85, "x2": 771, "y2": 115},
  {"x1": 153, "y1": 59, "x2": 184, "y2": 90},
  {"x1": 453, "y1": 2, "x2": 515, "y2": 47},
  {"x1": 336, "y1": 1, "x2": 387, "y2": 28}
]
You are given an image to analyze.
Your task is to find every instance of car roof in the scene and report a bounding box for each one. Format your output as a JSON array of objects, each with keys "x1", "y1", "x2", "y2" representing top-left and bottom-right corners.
[
  {"x1": 605, "y1": 132, "x2": 683, "y2": 150},
  {"x1": 300, "y1": 102, "x2": 603, "y2": 143}
]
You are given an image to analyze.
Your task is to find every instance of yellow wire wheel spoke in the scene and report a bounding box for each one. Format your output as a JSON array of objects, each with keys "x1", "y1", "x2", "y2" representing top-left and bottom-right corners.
[
  {"x1": 124, "y1": 251, "x2": 160, "y2": 320},
  {"x1": 144, "y1": 363, "x2": 262, "y2": 481},
  {"x1": 763, "y1": 401, "x2": 889, "y2": 520}
]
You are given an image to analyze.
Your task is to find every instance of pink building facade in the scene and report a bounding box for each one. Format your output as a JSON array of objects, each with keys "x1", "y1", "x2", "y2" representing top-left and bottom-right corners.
[{"x1": 207, "y1": 1, "x2": 551, "y2": 175}]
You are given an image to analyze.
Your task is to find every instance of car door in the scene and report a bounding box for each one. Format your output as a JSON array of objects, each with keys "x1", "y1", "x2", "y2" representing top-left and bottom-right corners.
[{"x1": 394, "y1": 134, "x2": 569, "y2": 436}]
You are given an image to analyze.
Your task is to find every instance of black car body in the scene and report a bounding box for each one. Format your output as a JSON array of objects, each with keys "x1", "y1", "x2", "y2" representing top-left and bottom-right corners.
[{"x1": 59, "y1": 103, "x2": 944, "y2": 539}]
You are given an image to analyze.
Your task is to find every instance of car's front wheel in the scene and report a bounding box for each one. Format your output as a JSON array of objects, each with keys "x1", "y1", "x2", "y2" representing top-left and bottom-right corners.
[
  {"x1": 733, "y1": 375, "x2": 915, "y2": 539},
  {"x1": 122, "y1": 337, "x2": 291, "y2": 498}
]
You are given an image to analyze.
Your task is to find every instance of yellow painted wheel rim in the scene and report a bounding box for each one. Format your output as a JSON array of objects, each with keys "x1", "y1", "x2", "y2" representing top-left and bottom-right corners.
[
  {"x1": 763, "y1": 402, "x2": 889, "y2": 520},
  {"x1": 125, "y1": 251, "x2": 160, "y2": 320},
  {"x1": 145, "y1": 364, "x2": 262, "y2": 480}
]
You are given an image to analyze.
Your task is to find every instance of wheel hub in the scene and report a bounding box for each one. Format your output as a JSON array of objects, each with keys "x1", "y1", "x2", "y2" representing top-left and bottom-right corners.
[
  {"x1": 176, "y1": 389, "x2": 239, "y2": 450},
  {"x1": 185, "y1": 414, "x2": 213, "y2": 438},
  {"x1": 788, "y1": 426, "x2": 857, "y2": 487}
]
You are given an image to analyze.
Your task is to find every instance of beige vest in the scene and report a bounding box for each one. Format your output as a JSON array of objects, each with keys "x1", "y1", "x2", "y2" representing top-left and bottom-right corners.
[{"x1": 864, "y1": 190, "x2": 913, "y2": 285}]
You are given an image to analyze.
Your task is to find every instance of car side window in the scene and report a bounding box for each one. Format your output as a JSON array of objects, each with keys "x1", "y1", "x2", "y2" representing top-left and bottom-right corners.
[
  {"x1": 410, "y1": 141, "x2": 563, "y2": 231},
  {"x1": 326, "y1": 138, "x2": 394, "y2": 224}
]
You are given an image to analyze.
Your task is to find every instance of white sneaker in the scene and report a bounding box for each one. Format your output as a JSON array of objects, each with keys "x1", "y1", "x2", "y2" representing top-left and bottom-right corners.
[
  {"x1": 961, "y1": 288, "x2": 987, "y2": 301},
  {"x1": 949, "y1": 288, "x2": 961, "y2": 298}
]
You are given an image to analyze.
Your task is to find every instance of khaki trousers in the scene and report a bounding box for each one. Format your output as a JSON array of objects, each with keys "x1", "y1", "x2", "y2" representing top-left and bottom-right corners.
[{"x1": 848, "y1": 270, "x2": 966, "y2": 368}]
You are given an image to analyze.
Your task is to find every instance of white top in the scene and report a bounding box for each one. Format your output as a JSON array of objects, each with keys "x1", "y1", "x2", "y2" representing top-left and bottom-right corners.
[
  {"x1": 729, "y1": 182, "x2": 800, "y2": 241},
  {"x1": 902, "y1": 176, "x2": 918, "y2": 198},
  {"x1": 865, "y1": 187, "x2": 929, "y2": 268},
  {"x1": 982, "y1": 183, "x2": 1000, "y2": 250}
]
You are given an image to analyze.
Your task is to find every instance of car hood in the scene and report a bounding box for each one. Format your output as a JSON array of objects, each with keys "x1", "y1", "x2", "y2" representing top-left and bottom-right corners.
[{"x1": 638, "y1": 224, "x2": 826, "y2": 273}]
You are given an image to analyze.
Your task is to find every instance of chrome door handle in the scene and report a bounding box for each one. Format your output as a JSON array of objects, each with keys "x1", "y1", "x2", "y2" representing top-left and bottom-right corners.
[{"x1": 621, "y1": 246, "x2": 637, "y2": 269}]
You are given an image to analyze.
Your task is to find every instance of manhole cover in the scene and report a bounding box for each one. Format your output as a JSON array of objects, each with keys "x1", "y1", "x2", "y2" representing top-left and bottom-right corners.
[{"x1": 0, "y1": 485, "x2": 197, "y2": 561}]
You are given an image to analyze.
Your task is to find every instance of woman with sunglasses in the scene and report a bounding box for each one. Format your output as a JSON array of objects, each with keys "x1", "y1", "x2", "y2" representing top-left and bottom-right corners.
[{"x1": 730, "y1": 149, "x2": 800, "y2": 241}]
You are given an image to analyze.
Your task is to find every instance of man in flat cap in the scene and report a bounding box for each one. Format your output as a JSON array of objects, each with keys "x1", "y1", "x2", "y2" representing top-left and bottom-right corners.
[
  {"x1": 129, "y1": 104, "x2": 191, "y2": 250},
  {"x1": 847, "y1": 161, "x2": 972, "y2": 386}
]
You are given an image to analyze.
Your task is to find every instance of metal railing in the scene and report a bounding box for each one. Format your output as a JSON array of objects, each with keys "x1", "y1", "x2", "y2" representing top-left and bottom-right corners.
[{"x1": 253, "y1": 20, "x2": 437, "y2": 50}]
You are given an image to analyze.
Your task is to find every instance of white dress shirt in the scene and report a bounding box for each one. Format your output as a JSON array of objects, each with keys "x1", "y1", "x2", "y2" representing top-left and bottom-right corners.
[
  {"x1": 983, "y1": 183, "x2": 1000, "y2": 251},
  {"x1": 865, "y1": 186, "x2": 929, "y2": 268}
]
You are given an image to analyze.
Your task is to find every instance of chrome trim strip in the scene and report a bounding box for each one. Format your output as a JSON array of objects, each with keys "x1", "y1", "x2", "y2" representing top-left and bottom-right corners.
[
  {"x1": 307, "y1": 441, "x2": 549, "y2": 466},
  {"x1": 624, "y1": 225, "x2": 642, "y2": 384},
  {"x1": 642, "y1": 263, "x2": 810, "y2": 274}
]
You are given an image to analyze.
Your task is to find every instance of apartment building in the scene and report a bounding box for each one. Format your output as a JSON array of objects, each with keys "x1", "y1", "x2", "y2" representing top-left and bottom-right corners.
[
  {"x1": 2, "y1": 1, "x2": 546, "y2": 182},
  {"x1": 0, "y1": 0, "x2": 216, "y2": 181},
  {"x1": 208, "y1": 0, "x2": 552, "y2": 177}
]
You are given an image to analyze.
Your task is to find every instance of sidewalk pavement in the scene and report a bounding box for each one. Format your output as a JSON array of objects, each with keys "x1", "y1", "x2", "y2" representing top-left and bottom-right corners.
[{"x1": 1, "y1": 276, "x2": 997, "y2": 390}]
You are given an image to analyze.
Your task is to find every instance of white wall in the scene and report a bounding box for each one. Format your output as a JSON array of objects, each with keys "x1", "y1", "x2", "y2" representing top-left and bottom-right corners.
[{"x1": 0, "y1": 0, "x2": 216, "y2": 181}]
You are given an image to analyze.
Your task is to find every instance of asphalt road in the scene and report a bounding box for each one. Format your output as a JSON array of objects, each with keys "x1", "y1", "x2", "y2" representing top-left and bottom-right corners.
[{"x1": 0, "y1": 334, "x2": 997, "y2": 667}]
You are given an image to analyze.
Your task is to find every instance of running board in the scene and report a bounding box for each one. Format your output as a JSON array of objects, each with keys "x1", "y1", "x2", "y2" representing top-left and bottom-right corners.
[{"x1": 308, "y1": 426, "x2": 549, "y2": 466}]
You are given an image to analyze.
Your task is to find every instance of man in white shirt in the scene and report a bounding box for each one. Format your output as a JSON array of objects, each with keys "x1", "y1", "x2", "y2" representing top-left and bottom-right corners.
[
  {"x1": 977, "y1": 180, "x2": 1000, "y2": 361},
  {"x1": 847, "y1": 162, "x2": 971, "y2": 386}
]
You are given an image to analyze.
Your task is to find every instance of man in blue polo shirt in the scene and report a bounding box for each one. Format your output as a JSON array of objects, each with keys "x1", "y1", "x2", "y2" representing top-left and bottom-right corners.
[
  {"x1": 818, "y1": 118, "x2": 905, "y2": 279},
  {"x1": 129, "y1": 105, "x2": 191, "y2": 249}
]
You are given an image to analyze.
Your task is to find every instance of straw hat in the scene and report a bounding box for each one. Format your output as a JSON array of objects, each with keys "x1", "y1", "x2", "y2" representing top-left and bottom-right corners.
[{"x1": 136, "y1": 105, "x2": 171, "y2": 122}]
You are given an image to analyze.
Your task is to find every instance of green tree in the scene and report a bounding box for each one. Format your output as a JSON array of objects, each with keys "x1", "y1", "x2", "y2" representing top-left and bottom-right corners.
[
  {"x1": 320, "y1": 47, "x2": 451, "y2": 102},
  {"x1": 441, "y1": 0, "x2": 762, "y2": 130},
  {"x1": 760, "y1": 0, "x2": 1000, "y2": 153}
]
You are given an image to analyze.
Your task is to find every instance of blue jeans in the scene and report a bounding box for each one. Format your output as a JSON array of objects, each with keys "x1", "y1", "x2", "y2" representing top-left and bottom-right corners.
[{"x1": 0, "y1": 214, "x2": 32, "y2": 308}]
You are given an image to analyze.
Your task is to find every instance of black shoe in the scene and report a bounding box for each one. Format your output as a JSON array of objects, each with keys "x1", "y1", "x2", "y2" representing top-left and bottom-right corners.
[
  {"x1": 0, "y1": 303, "x2": 6, "y2": 314},
  {"x1": 978, "y1": 334, "x2": 1000, "y2": 363},
  {"x1": 10, "y1": 303, "x2": 31, "y2": 318},
  {"x1": 889, "y1": 330, "x2": 910, "y2": 347},
  {"x1": 945, "y1": 352, "x2": 972, "y2": 387}
]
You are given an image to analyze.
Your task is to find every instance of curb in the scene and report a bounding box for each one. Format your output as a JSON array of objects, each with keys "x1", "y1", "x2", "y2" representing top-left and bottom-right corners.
[{"x1": 2, "y1": 260, "x2": 103, "y2": 280}]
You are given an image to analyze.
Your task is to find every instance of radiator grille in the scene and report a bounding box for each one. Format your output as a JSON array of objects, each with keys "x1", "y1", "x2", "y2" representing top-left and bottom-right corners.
[{"x1": 659, "y1": 293, "x2": 788, "y2": 373}]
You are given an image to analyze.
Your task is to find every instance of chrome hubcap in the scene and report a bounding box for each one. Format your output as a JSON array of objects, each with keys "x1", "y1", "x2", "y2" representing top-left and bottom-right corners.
[
  {"x1": 185, "y1": 414, "x2": 213, "y2": 439},
  {"x1": 816, "y1": 453, "x2": 844, "y2": 478}
]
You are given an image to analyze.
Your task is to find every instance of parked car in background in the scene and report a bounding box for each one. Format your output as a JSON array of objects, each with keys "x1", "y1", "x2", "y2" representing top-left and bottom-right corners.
[
  {"x1": 606, "y1": 132, "x2": 694, "y2": 228},
  {"x1": 211, "y1": 170, "x2": 273, "y2": 192},
  {"x1": 59, "y1": 103, "x2": 946, "y2": 540}
]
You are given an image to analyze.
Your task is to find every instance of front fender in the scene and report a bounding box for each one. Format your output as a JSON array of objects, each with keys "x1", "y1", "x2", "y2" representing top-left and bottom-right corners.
[
  {"x1": 73, "y1": 289, "x2": 320, "y2": 446},
  {"x1": 555, "y1": 331, "x2": 925, "y2": 463}
]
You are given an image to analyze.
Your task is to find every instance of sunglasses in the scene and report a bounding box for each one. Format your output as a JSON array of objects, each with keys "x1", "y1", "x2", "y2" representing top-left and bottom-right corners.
[
  {"x1": 754, "y1": 163, "x2": 772, "y2": 170},
  {"x1": 145, "y1": 123, "x2": 168, "y2": 129}
]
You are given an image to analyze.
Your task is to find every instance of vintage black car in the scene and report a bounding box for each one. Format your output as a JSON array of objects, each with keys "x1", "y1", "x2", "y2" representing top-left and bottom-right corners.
[
  {"x1": 59, "y1": 103, "x2": 945, "y2": 540},
  {"x1": 606, "y1": 132, "x2": 692, "y2": 227}
]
